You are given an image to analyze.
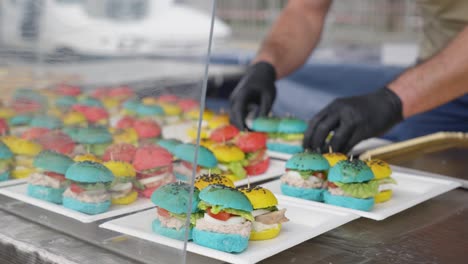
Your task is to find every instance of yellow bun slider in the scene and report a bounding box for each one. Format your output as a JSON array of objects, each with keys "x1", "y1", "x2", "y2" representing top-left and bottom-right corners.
[
  {"x1": 239, "y1": 186, "x2": 283, "y2": 241},
  {"x1": 102, "y1": 98, "x2": 119, "y2": 110},
  {"x1": 323, "y1": 152, "x2": 347, "y2": 167},
  {"x1": 104, "y1": 161, "x2": 136, "y2": 178},
  {"x1": 160, "y1": 103, "x2": 182, "y2": 116},
  {"x1": 2, "y1": 136, "x2": 42, "y2": 156},
  {"x1": 374, "y1": 189, "x2": 393, "y2": 203},
  {"x1": 187, "y1": 127, "x2": 209, "y2": 140},
  {"x1": 194, "y1": 173, "x2": 235, "y2": 190},
  {"x1": 111, "y1": 190, "x2": 138, "y2": 205},
  {"x1": 0, "y1": 108, "x2": 15, "y2": 119},
  {"x1": 74, "y1": 154, "x2": 102, "y2": 163},
  {"x1": 199, "y1": 139, "x2": 216, "y2": 151},
  {"x1": 207, "y1": 114, "x2": 230, "y2": 130},
  {"x1": 211, "y1": 144, "x2": 245, "y2": 163},
  {"x1": 63, "y1": 111, "x2": 87, "y2": 126},
  {"x1": 366, "y1": 159, "x2": 392, "y2": 180},
  {"x1": 113, "y1": 128, "x2": 138, "y2": 145},
  {"x1": 12, "y1": 167, "x2": 35, "y2": 179},
  {"x1": 249, "y1": 224, "x2": 282, "y2": 241}
]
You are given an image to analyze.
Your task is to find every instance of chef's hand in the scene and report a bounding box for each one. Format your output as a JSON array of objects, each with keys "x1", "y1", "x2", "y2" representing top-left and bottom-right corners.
[
  {"x1": 303, "y1": 87, "x2": 403, "y2": 153},
  {"x1": 230, "y1": 62, "x2": 277, "y2": 130}
]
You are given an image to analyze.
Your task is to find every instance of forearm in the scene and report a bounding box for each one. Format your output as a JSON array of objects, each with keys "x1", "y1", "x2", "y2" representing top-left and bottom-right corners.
[
  {"x1": 253, "y1": 0, "x2": 332, "y2": 79},
  {"x1": 388, "y1": 26, "x2": 468, "y2": 118}
]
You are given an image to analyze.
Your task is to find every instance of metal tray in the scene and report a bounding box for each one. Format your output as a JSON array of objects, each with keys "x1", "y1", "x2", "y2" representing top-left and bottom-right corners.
[{"x1": 360, "y1": 132, "x2": 468, "y2": 188}]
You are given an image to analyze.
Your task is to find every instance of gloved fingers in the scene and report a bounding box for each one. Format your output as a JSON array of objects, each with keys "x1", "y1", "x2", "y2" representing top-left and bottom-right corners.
[
  {"x1": 229, "y1": 96, "x2": 250, "y2": 130},
  {"x1": 303, "y1": 111, "x2": 326, "y2": 150},
  {"x1": 258, "y1": 90, "x2": 275, "y2": 117},
  {"x1": 307, "y1": 113, "x2": 340, "y2": 152},
  {"x1": 327, "y1": 118, "x2": 356, "y2": 153}
]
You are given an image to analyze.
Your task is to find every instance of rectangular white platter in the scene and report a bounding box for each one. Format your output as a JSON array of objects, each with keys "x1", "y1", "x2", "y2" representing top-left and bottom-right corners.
[
  {"x1": 234, "y1": 159, "x2": 284, "y2": 187},
  {"x1": 0, "y1": 178, "x2": 27, "y2": 188},
  {"x1": 0, "y1": 184, "x2": 155, "y2": 223},
  {"x1": 267, "y1": 137, "x2": 392, "y2": 160},
  {"x1": 261, "y1": 171, "x2": 461, "y2": 221},
  {"x1": 100, "y1": 197, "x2": 359, "y2": 264}
]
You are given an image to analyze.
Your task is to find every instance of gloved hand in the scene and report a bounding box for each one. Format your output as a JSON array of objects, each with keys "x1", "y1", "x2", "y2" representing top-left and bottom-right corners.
[
  {"x1": 230, "y1": 62, "x2": 277, "y2": 130},
  {"x1": 303, "y1": 87, "x2": 403, "y2": 153}
]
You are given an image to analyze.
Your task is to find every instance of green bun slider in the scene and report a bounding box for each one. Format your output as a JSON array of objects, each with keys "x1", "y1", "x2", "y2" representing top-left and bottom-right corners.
[
  {"x1": 63, "y1": 161, "x2": 114, "y2": 215},
  {"x1": 173, "y1": 143, "x2": 218, "y2": 182},
  {"x1": 280, "y1": 152, "x2": 329, "y2": 201},
  {"x1": 324, "y1": 160, "x2": 378, "y2": 212},
  {"x1": 266, "y1": 118, "x2": 307, "y2": 154},
  {"x1": 0, "y1": 141, "x2": 14, "y2": 182},
  {"x1": 151, "y1": 182, "x2": 201, "y2": 240},
  {"x1": 70, "y1": 127, "x2": 113, "y2": 157},
  {"x1": 27, "y1": 150, "x2": 74, "y2": 204},
  {"x1": 193, "y1": 185, "x2": 254, "y2": 253}
]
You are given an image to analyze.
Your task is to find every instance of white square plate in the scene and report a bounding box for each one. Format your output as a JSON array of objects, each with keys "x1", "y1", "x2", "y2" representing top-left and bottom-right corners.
[
  {"x1": 0, "y1": 178, "x2": 26, "y2": 188},
  {"x1": 100, "y1": 197, "x2": 359, "y2": 264},
  {"x1": 234, "y1": 159, "x2": 284, "y2": 187},
  {"x1": 0, "y1": 184, "x2": 155, "y2": 223},
  {"x1": 261, "y1": 171, "x2": 460, "y2": 220},
  {"x1": 267, "y1": 138, "x2": 392, "y2": 160}
]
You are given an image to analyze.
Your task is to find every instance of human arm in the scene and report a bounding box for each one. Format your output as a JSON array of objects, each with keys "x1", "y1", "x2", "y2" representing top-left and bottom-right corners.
[
  {"x1": 304, "y1": 26, "x2": 468, "y2": 153},
  {"x1": 230, "y1": 0, "x2": 332, "y2": 129}
]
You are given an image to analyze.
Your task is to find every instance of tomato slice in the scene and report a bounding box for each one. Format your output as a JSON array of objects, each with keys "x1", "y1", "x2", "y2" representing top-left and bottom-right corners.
[
  {"x1": 328, "y1": 182, "x2": 338, "y2": 188},
  {"x1": 181, "y1": 161, "x2": 200, "y2": 172},
  {"x1": 157, "y1": 207, "x2": 171, "y2": 218},
  {"x1": 70, "y1": 183, "x2": 84, "y2": 194},
  {"x1": 207, "y1": 208, "x2": 232, "y2": 221},
  {"x1": 44, "y1": 171, "x2": 66, "y2": 182},
  {"x1": 313, "y1": 171, "x2": 326, "y2": 180}
]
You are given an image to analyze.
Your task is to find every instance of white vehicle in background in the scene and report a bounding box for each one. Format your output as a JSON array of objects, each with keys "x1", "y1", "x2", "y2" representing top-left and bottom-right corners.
[{"x1": 0, "y1": 0, "x2": 231, "y2": 58}]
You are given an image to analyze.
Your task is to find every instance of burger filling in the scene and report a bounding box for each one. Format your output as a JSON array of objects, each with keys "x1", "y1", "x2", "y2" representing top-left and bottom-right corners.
[
  {"x1": 28, "y1": 170, "x2": 68, "y2": 189},
  {"x1": 63, "y1": 182, "x2": 110, "y2": 203},
  {"x1": 109, "y1": 177, "x2": 135, "y2": 199},
  {"x1": 376, "y1": 177, "x2": 397, "y2": 192},
  {"x1": 174, "y1": 161, "x2": 221, "y2": 180},
  {"x1": 281, "y1": 169, "x2": 327, "y2": 188},
  {"x1": 251, "y1": 207, "x2": 289, "y2": 232},
  {"x1": 267, "y1": 133, "x2": 303, "y2": 146},
  {"x1": 327, "y1": 180, "x2": 383, "y2": 199},
  {"x1": 217, "y1": 160, "x2": 248, "y2": 180},
  {"x1": 196, "y1": 201, "x2": 253, "y2": 237},
  {"x1": 136, "y1": 165, "x2": 173, "y2": 189},
  {"x1": 245, "y1": 149, "x2": 268, "y2": 165},
  {"x1": 15, "y1": 155, "x2": 34, "y2": 168},
  {"x1": 156, "y1": 207, "x2": 203, "y2": 230}
]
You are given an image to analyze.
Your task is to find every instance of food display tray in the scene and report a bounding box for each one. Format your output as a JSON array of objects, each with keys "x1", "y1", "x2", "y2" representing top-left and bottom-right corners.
[
  {"x1": 261, "y1": 170, "x2": 460, "y2": 220},
  {"x1": 0, "y1": 184, "x2": 155, "y2": 223},
  {"x1": 100, "y1": 197, "x2": 359, "y2": 264}
]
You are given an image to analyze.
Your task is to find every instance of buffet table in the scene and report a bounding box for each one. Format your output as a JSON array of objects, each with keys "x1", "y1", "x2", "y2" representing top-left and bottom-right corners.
[{"x1": 0, "y1": 162, "x2": 466, "y2": 264}]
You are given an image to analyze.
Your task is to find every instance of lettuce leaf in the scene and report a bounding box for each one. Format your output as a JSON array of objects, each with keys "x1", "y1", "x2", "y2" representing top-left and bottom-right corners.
[
  {"x1": 277, "y1": 133, "x2": 304, "y2": 141},
  {"x1": 289, "y1": 169, "x2": 325, "y2": 180},
  {"x1": 375, "y1": 177, "x2": 397, "y2": 185},
  {"x1": 198, "y1": 201, "x2": 254, "y2": 221},
  {"x1": 227, "y1": 161, "x2": 247, "y2": 179},
  {"x1": 75, "y1": 182, "x2": 110, "y2": 191},
  {"x1": 334, "y1": 181, "x2": 380, "y2": 199},
  {"x1": 170, "y1": 212, "x2": 204, "y2": 226}
]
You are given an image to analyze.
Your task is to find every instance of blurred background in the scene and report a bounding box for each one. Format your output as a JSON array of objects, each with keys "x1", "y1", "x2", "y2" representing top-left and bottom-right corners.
[{"x1": 0, "y1": 0, "x2": 419, "y2": 114}]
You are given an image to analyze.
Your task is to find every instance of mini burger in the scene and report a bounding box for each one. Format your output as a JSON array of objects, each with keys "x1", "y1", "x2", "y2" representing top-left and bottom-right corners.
[
  {"x1": 135, "y1": 103, "x2": 165, "y2": 124},
  {"x1": 324, "y1": 160, "x2": 378, "y2": 211},
  {"x1": 27, "y1": 151, "x2": 73, "y2": 204},
  {"x1": 133, "y1": 119, "x2": 162, "y2": 143},
  {"x1": 267, "y1": 118, "x2": 307, "y2": 154},
  {"x1": 209, "y1": 124, "x2": 239, "y2": 144},
  {"x1": 236, "y1": 132, "x2": 270, "y2": 176},
  {"x1": 151, "y1": 182, "x2": 203, "y2": 240},
  {"x1": 173, "y1": 143, "x2": 219, "y2": 182},
  {"x1": 71, "y1": 127, "x2": 113, "y2": 157},
  {"x1": 132, "y1": 144, "x2": 175, "y2": 198},
  {"x1": 104, "y1": 161, "x2": 138, "y2": 205},
  {"x1": 2, "y1": 136, "x2": 42, "y2": 179},
  {"x1": 102, "y1": 143, "x2": 137, "y2": 163},
  {"x1": 280, "y1": 152, "x2": 330, "y2": 202},
  {"x1": 239, "y1": 186, "x2": 289, "y2": 240},
  {"x1": 366, "y1": 159, "x2": 396, "y2": 203},
  {"x1": 193, "y1": 185, "x2": 254, "y2": 253},
  {"x1": 63, "y1": 161, "x2": 114, "y2": 215},
  {"x1": 36, "y1": 131, "x2": 75, "y2": 156},
  {"x1": 194, "y1": 173, "x2": 235, "y2": 191},
  {"x1": 0, "y1": 141, "x2": 13, "y2": 181},
  {"x1": 211, "y1": 144, "x2": 247, "y2": 182}
]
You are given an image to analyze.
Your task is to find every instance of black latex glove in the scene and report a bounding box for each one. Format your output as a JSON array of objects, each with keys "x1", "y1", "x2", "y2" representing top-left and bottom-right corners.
[
  {"x1": 230, "y1": 62, "x2": 277, "y2": 130},
  {"x1": 303, "y1": 87, "x2": 403, "y2": 153}
]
